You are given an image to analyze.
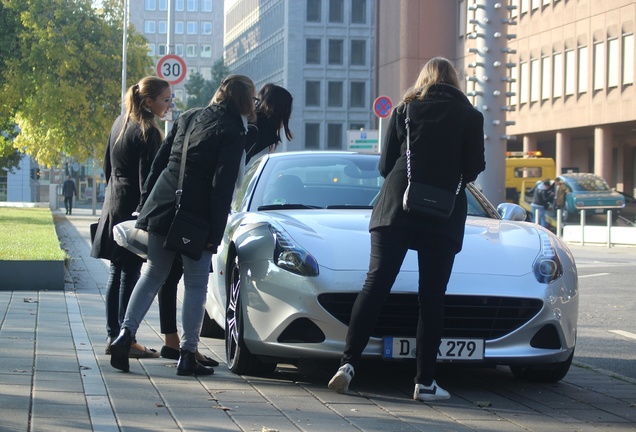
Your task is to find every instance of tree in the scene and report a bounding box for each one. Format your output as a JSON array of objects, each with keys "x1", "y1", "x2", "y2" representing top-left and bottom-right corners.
[
  {"x1": 0, "y1": 2, "x2": 21, "y2": 172},
  {"x1": 0, "y1": 0, "x2": 153, "y2": 167},
  {"x1": 184, "y1": 58, "x2": 229, "y2": 110}
]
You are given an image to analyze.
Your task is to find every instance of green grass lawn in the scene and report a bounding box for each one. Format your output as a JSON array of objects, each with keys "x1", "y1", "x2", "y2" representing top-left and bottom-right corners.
[{"x1": 0, "y1": 207, "x2": 67, "y2": 260}]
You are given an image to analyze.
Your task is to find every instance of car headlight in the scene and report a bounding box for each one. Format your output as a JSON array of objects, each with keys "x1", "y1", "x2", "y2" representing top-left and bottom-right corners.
[
  {"x1": 533, "y1": 230, "x2": 563, "y2": 283},
  {"x1": 270, "y1": 226, "x2": 319, "y2": 277}
]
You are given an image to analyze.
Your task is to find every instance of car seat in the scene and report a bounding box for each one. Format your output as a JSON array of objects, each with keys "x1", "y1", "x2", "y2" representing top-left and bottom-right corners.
[{"x1": 264, "y1": 175, "x2": 305, "y2": 204}]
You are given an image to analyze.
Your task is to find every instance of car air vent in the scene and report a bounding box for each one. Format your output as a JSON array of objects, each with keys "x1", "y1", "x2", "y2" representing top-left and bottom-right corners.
[{"x1": 318, "y1": 293, "x2": 543, "y2": 340}]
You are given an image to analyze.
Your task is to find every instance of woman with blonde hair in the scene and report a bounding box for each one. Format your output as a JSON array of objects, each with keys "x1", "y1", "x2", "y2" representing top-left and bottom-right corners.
[
  {"x1": 328, "y1": 57, "x2": 486, "y2": 401},
  {"x1": 91, "y1": 76, "x2": 172, "y2": 359},
  {"x1": 109, "y1": 74, "x2": 257, "y2": 376}
]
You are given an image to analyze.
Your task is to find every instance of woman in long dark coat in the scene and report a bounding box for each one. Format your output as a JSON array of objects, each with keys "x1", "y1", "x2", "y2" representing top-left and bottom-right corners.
[
  {"x1": 91, "y1": 76, "x2": 172, "y2": 358},
  {"x1": 328, "y1": 57, "x2": 486, "y2": 401}
]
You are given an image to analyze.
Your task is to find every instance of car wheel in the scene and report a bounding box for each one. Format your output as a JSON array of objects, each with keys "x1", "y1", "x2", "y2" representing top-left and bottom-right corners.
[
  {"x1": 225, "y1": 254, "x2": 276, "y2": 376},
  {"x1": 510, "y1": 350, "x2": 574, "y2": 382},
  {"x1": 200, "y1": 311, "x2": 224, "y2": 339}
]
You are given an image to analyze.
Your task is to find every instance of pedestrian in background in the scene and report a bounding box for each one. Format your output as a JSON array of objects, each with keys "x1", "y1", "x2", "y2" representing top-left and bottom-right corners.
[
  {"x1": 328, "y1": 57, "x2": 485, "y2": 402},
  {"x1": 158, "y1": 83, "x2": 295, "y2": 367},
  {"x1": 62, "y1": 175, "x2": 78, "y2": 215},
  {"x1": 91, "y1": 76, "x2": 172, "y2": 359},
  {"x1": 109, "y1": 75, "x2": 256, "y2": 376},
  {"x1": 531, "y1": 179, "x2": 551, "y2": 228},
  {"x1": 553, "y1": 177, "x2": 566, "y2": 211}
]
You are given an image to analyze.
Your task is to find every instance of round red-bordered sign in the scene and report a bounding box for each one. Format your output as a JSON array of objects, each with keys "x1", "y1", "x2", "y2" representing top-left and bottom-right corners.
[
  {"x1": 373, "y1": 95, "x2": 393, "y2": 118},
  {"x1": 156, "y1": 54, "x2": 187, "y2": 85}
]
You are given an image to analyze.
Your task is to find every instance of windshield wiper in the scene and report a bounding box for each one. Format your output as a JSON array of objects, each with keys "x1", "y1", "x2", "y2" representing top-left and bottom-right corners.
[
  {"x1": 325, "y1": 205, "x2": 373, "y2": 209},
  {"x1": 257, "y1": 204, "x2": 323, "y2": 211}
]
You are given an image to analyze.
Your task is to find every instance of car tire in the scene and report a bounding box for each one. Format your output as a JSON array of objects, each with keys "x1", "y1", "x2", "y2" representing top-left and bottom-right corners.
[
  {"x1": 225, "y1": 254, "x2": 276, "y2": 376},
  {"x1": 510, "y1": 350, "x2": 574, "y2": 382},
  {"x1": 200, "y1": 311, "x2": 225, "y2": 339}
]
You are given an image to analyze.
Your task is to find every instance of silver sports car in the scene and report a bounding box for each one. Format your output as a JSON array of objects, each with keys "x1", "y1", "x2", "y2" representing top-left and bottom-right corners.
[{"x1": 204, "y1": 151, "x2": 578, "y2": 382}]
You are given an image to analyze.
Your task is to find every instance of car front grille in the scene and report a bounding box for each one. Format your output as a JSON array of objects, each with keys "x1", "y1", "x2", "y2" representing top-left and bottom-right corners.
[{"x1": 317, "y1": 293, "x2": 543, "y2": 340}]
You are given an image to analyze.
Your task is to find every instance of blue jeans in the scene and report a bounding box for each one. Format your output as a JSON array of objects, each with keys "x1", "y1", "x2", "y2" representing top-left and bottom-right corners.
[
  {"x1": 122, "y1": 233, "x2": 211, "y2": 352},
  {"x1": 531, "y1": 203, "x2": 547, "y2": 227},
  {"x1": 105, "y1": 259, "x2": 142, "y2": 338}
]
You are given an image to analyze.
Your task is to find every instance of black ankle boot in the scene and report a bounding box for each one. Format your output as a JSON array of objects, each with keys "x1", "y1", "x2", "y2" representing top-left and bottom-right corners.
[
  {"x1": 176, "y1": 349, "x2": 214, "y2": 376},
  {"x1": 110, "y1": 328, "x2": 132, "y2": 372}
]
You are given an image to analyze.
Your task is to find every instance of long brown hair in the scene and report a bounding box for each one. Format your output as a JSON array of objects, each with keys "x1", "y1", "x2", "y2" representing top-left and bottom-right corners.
[
  {"x1": 403, "y1": 57, "x2": 462, "y2": 103},
  {"x1": 210, "y1": 74, "x2": 256, "y2": 122},
  {"x1": 117, "y1": 76, "x2": 170, "y2": 143}
]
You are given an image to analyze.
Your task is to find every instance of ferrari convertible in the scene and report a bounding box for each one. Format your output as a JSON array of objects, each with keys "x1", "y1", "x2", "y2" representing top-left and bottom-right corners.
[{"x1": 204, "y1": 151, "x2": 578, "y2": 382}]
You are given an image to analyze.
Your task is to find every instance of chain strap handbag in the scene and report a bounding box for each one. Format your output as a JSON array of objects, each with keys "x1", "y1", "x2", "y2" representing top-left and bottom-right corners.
[
  {"x1": 163, "y1": 112, "x2": 211, "y2": 260},
  {"x1": 402, "y1": 103, "x2": 463, "y2": 220}
]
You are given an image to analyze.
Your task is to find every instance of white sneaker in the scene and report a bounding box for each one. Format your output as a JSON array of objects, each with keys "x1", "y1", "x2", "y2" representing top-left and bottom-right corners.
[
  {"x1": 328, "y1": 363, "x2": 355, "y2": 394},
  {"x1": 413, "y1": 381, "x2": 450, "y2": 401}
]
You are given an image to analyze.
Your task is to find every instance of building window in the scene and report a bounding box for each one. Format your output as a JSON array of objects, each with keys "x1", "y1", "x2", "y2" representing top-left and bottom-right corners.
[
  {"x1": 510, "y1": 0, "x2": 518, "y2": 19},
  {"x1": 175, "y1": 21, "x2": 184, "y2": 34},
  {"x1": 187, "y1": 0, "x2": 197, "y2": 12},
  {"x1": 306, "y1": 81, "x2": 321, "y2": 106},
  {"x1": 350, "y1": 40, "x2": 366, "y2": 66},
  {"x1": 350, "y1": 123, "x2": 365, "y2": 131},
  {"x1": 553, "y1": 52, "x2": 563, "y2": 98},
  {"x1": 306, "y1": 39, "x2": 321, "y2": 64},
  {"x1": 186, "y1": 44, "x2": 197, "y2": 58},
  {"x1": 145, "y1": 0, "x2": 157, "y2": 11},
  {"x1": 201, "y1": 45, "x2": 212, "y2": 58},
  {"x1": 541, "y1": 56, "x2": 550, "y2": 100},
  {"x1": 593, "y1": 42, "x2": 604, "y2": 91},
  {"x1": 623, "y1": 34, "x2": 634, "y2": 85},
  {"x1": 329, "y1": 0, "x2": 343, "y2": 23},
  {"x1": 144, "y1": 21, "x2": 156, "y2": 34},
  {"x1": 519, "y1": 62, "x2": 528, "y2": 104},
  {"x1": 158, "y1": 20, "x2": 167, "y2": 34},
  {"x1": 328, "y1": 81, "x2": 343, "y2": 107},
  {"x1": 305, "y1": 123, "x2": 320, "y2": 149},
  {"x1": 607, "y1": 38, "x2": 619, "y2": 88},
  {"x1": 531, "y1": 0, "x2": 540, "y2": 10},
  {"x1": 159, "y1": 0, "x2": 167, "y2": 11},
  {"x1": 158, "y1": 44, "x2": 167, "y2": 56},
  {"x1": 187, "y1": 21, "x2": 197, "y2": 34},
  {"x1": 328, "y1": 39, "x2": 343, "y2": 65},
  {"x1": 201, "y1": 22, "x2": 212, "y2": 35},
  {"x1": 351, "y1": 0, "x2": 366, "y2": 24},
  {"x1": 350, "y1": 81, "x2": 365, "y2": 107},
  {"x1": 565, "y1": 50, "x2": 575, "y2": 95},
  {"x1": 175, "y1": 0, "x2": 184, "y2": 11},
  {"x1": 202, "y1": 0, "x2": 213, "y2": 12},
  {"x1": 307, "y1": 0, "x2": 321, "y2": 22},
  {"x1": 174, "y1": 89, "x2": 184, "y2": 103},
  {"x1": 509, "y1": 65, "x2": 518, "y2": 106},
  {"x1": 175, "y1": 44, "x2": 184, "y2": 56},
  {"x1": 327, "y1": 124, "x2": 343, "y2": 149},
  {"x1": 148, "y1": 43, "x2": 156, "y2": 57},
  {"x1": 200, "y1": 67, "x2": 212, "y2": 80},
  {"x1": 530, "y1": 58, "x2": 539, "y2": 102},
  {"x1": 578, "y1": 45, "x2": 588, "y2": 94},
  {"x1": 520, "y1": 0, "x2": 529, "y2": 14}
]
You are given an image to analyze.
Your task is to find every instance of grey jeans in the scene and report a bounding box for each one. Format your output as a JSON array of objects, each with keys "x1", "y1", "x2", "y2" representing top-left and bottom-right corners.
[{"x1": 122, "y1": 233, "x2": 211, "y2": 352}]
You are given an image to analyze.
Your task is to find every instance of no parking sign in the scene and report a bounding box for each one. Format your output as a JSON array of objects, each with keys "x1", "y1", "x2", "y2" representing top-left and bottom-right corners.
[
  {"x1": 373, "y1": 95, "x2": 393, "y2": 118},
  {"x1": 156, "y1": 54, "x2": 187, "y2": 85}
]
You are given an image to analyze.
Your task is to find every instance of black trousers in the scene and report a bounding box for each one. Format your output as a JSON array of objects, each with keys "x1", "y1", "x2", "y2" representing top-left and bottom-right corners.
[
  {"x1": 64, "y1": 196, "x2": 74, "y2": 213},
  {"x1": 157, "y1": 258, "x2": 184, "y2": 335},
  {"x1": 341, "y1": 226, "x2": 457, "y2": 385}
]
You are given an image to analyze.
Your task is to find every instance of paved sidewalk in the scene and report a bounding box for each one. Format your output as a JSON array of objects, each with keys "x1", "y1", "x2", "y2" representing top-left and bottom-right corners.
[{"x1": 0, "y1": 207, "x2": 635, "y2": 431}]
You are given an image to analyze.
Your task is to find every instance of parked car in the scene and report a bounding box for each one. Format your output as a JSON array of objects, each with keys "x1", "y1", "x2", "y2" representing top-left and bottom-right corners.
[
  {"x1": 556, "y1": 173, "x2": 626, "y2": 221},
  {"x1": 204, "y1": 151, "x2": 579, "y2": 383}
]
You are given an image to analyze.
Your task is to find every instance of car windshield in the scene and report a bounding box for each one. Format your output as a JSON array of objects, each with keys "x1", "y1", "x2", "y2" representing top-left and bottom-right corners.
[
  {"x1": 564, "y1": 174, "x2": 611, "y2": 192},
  {"x1": 236, "y1": 152, "x2": 497, "y2": 219}
]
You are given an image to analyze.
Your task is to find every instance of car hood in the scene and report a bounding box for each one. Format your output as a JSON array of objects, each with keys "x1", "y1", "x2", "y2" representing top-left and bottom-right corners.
[
  {"x1": 569, "y1": 191, "x2": 625, "y2": 203},
  {"x1": 265, "y1": 210, "x2": 540, "y2": 276}
]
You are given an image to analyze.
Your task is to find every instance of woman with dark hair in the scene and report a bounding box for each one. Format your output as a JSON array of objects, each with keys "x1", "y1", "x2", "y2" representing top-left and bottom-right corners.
[
  {"x1": 109, "y1": 75, "x2": 257, "y2": 376},
  {"x1": 91, "y1": 76, "x2": 172, "y2": 359},
  {"x1": 328, "y1": 57, "x2": 486, "y2": 401}
]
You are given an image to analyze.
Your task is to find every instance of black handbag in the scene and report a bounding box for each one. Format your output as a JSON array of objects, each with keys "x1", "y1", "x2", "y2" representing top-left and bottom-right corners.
[
  {"x1": 163, "y1": 114, "x2": 210, "y2": 260},
  {"x1": 401, "y1": 103, "x2": 462, "y2": 220}
]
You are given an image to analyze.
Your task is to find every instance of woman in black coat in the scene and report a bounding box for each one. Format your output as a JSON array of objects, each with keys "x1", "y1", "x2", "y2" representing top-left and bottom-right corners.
[
  {"x1": 109, "y1": 75, "x2": 257, "y2": 376},
  {"x1": 91, "y1": 76, "x2": 172, "y2": 358},
  {"x1": 328, "y1": 57, "x2": 486, "y2": 401}
]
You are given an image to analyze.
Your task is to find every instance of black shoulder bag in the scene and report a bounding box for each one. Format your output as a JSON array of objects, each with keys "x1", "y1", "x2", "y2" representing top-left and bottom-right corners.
[
  {"x1": 163, "y1": 114, "x2": 211, "y2": 260},
  {"x1": 402, "y1": 103, "x2": 463, "y2": 220}
]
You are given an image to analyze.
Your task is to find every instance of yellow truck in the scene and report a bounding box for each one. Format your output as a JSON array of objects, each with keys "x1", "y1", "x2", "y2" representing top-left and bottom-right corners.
[{"x1": 505, "y1": 151, "x2": 556, "y2": 204}]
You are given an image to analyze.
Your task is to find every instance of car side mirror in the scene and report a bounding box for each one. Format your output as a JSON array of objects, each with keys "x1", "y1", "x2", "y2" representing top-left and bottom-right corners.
[{"x1": 497, "y1": 203, "x2": 528, "y2": 221}]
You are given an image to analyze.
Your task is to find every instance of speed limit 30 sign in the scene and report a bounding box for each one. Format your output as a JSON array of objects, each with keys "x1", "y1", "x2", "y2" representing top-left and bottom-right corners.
[{"x1": 156, "y1": 54, "x2": 187, "y2": 85}]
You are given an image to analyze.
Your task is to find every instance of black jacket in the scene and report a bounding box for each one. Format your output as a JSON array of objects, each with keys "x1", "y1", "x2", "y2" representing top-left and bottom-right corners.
[
  {"x1": 370, "y1": 84, "x2": 486, "y2": 251},
  {"x1": 135, "y1": 103, "x2": 246, "y2": 254},
  {"x1": 90, "y1": 116, "x2": 161, "y2": 261}
]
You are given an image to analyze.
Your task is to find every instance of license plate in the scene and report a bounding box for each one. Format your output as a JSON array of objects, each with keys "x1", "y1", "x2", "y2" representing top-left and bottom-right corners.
[
  {"x1": 594, "y1": 209, "x2": 604, "y2": 214},
  {"x1": 382, "y1": 337, "x2": 484, "y2": 361}
]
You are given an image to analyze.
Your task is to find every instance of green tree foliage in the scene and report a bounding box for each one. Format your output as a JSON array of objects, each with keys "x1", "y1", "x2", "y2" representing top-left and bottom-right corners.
[
  {"x1": 184, "y1": 58, "x2": 229, "y2": 109},
  {"x1": 0, "y1": 0, "x2": 153, "y2": 167}
]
